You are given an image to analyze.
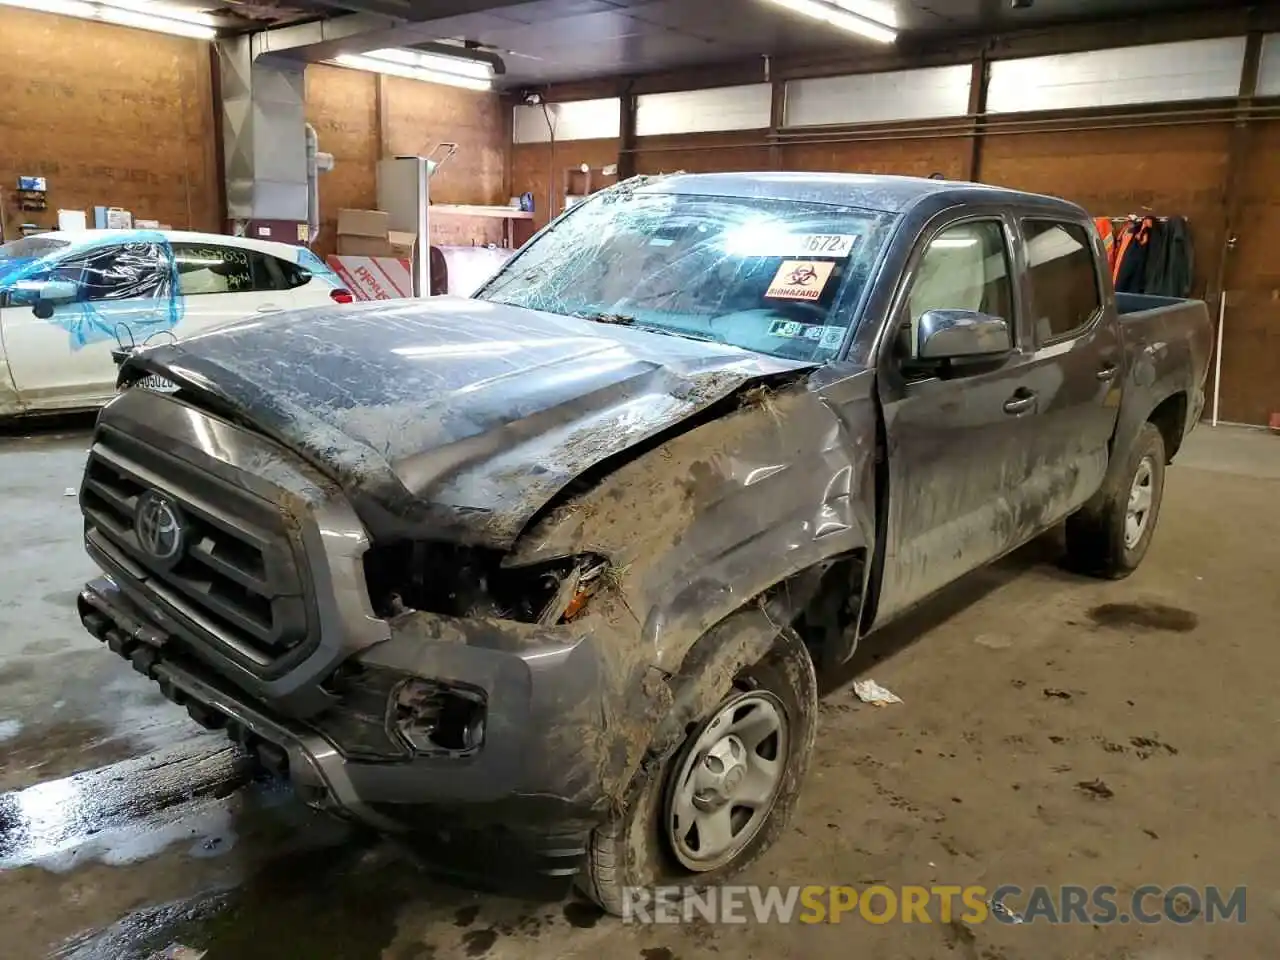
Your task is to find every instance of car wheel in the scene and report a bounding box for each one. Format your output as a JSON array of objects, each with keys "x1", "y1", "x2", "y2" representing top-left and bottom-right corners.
[
  {"x1": 1065, "y1": 421, "x2": 1167, "y2": 580},
  {"x1": 578, "y1": 624, "x2": 817, "y2": 916}
]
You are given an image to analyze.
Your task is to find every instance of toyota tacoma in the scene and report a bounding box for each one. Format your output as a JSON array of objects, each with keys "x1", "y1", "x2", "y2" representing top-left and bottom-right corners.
[{"x1": 76, "y1": 173, "x2": 1211, "y2": 912}]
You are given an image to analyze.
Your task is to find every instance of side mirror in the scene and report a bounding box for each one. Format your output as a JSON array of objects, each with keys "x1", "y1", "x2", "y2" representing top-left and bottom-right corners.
[
  {"x1": 917, "y1": 309, "x2": 1013, "y2": 361},
  {"x1": 29, "y1": 279, "x2": 77, "y2": 319}
]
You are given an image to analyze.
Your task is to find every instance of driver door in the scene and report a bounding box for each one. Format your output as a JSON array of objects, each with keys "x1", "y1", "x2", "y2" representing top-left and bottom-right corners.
[
  {"x1": 4, "y1": 241, "x2": 173, "y2": 409},
  {"x1": 871, "y1": 213, "x2": 1044, "y2": 626}
]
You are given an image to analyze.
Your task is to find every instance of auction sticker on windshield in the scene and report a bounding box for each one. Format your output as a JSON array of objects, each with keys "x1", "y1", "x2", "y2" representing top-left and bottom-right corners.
[
  {"x1": 766, "y1": 260, "x2": 837, "y2": 301},
  {"x1": 797, "y1": 234, "x2": 858, "y2": 257}
]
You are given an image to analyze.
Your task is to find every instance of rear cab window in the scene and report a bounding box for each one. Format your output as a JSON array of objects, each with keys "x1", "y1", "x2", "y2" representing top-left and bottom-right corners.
[{"x1": 1022, "y1": 220, "x2": 1103, "y2": 345}]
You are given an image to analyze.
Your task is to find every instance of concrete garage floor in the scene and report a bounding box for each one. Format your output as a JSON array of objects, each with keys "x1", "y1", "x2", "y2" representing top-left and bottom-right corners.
[{"x1": 1, "y1": 421, "x2": 1278, "y2": 959}]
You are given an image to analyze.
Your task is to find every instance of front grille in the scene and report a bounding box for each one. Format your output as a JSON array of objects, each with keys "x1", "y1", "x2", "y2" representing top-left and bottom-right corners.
[{"x1": 81, "y1": 426, "x2": 312, "y2": 670}]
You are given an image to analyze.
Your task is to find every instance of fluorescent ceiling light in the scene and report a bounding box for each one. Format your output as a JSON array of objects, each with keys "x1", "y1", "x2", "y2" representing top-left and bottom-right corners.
[
  {"x1": 763, "y1": 0, "x2": 897, "y2": 44},
  {"x1": 0, "y1": 0, "x2": 93, "y2": 15},
  {"x1": 98, "y1": 6, "x2": 214, "y2": 36},
  {"x1": 830, "y1": 0, "x2": 898, "y2": 28},
  {"x1": 98, "y1": 0, "x2": 220, "y2": 26},
  {"x1": 364, "y1": 47, "x2": 493, "y2": 81},
  {"x1": 329, "y1": 52, "x2": 493, "y2": 92},
  {"x1": 0, "y1": 0, "x2": 217, "y2": 37}
]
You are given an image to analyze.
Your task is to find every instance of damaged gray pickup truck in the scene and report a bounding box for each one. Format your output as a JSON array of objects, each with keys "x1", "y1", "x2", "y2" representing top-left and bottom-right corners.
[{"x1": 77, "y1": 173, "x2": 1211, "y2": 911}]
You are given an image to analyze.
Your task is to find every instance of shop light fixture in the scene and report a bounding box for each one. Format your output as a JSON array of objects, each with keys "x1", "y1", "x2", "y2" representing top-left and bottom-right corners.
[
  {"x1": 0, "y1": 0, "x2": 217, "y2": 38},
  {"x1": 763, "y1": 0, "x2": 897, "y2": 44},
  {"x1": 328, "y1": 49, "x2": 494, "y2": 92},
  {"x1": 364, "y1": 47, "x2": 494, "y2": 82}
]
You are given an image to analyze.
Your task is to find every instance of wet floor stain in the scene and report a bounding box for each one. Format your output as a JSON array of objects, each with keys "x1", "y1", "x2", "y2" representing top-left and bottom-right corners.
[
  {"x1": 0, "y1": 717, "x2": 139, "y2": 794},
  {"x1": 562, "y1": 899, "x2": 605, "y2": 929},
  {"x1": 0, "y1": 741, "x2": 253, "y2": 871},
  {"x1": 0, "y1": 660, "x2": 37, "y2": 687},
  {"x1": 1086, "y1": 602, "x2": 1199, "y2": 633},
  {"x1": 640, "y1": 948, "x2": 676, "y2": 960},
  {"x1": 454, "y1": 904, "x2": 481, "y2": 927},
  {"x1": 460, "y1": 928, "x2": 499, "y2": 956},
  {"x1": 56, "y1": 839, "x2": 421, "y2": 960}
]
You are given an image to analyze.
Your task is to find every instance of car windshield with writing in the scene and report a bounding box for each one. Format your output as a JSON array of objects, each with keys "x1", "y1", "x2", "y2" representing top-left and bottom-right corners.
[{"x1": 475, "y1": 191, "x2": 896, "y2": 363}]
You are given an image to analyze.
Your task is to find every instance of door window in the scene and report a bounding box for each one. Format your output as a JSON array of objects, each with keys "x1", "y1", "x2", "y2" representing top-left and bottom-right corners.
[
  {"x1": 1022, "y1": 220, "x2": 1102, "y2": 344},
  {"x1": 48, "y1": 243, "x2": 168, "y2": 302},
  {"x1": 172, "y1": 243, "x2": 278, "y2": 296},
  {"x1": 899, "y1": 220, "x2": 1013, "y2": 360}
]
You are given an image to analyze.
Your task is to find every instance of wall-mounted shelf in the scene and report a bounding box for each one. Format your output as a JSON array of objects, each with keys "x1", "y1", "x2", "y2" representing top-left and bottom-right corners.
[
  {"x1": 429, "y1": 204, "x2": 534, "y2": 247},
  {"x1": 430, "y1": 204, "x2": 533, "y2": 220}
]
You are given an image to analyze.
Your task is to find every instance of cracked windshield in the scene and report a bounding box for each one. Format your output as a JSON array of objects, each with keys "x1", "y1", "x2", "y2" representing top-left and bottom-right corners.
[{"x1": 476, "y1": 189, "x2": 895, "y2": 362}]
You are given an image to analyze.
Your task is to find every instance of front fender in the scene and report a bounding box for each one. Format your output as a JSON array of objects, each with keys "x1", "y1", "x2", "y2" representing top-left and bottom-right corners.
[{"x1": 511, "y1": 379, "x2": 878, "y2": 674}]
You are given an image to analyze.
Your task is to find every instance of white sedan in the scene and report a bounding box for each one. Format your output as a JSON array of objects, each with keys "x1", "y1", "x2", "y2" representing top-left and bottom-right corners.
[{"x1": 0, "y1": 229, "x2": 353, "y2": 417}]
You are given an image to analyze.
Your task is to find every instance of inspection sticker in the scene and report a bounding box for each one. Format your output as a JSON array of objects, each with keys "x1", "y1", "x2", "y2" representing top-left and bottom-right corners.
[
  {"x1": 795, "y1": 233, "x2": 859, "y2": 257},
  {"x1": 765, "y1": 260, "x2": 836, "y2": 301}
]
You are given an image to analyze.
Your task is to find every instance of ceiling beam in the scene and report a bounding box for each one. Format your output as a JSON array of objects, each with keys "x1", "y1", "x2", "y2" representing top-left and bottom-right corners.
[{"x1": 251, "y1": 0, "x2": 537, "y2": 62}]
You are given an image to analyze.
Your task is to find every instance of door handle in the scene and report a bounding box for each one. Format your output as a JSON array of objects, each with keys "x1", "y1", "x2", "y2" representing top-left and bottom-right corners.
[
  {"x1": 256, "y1": 304, "x2": 284, "y2": 314},
  {"x1": 1003, "y1": 389, "x2": 1037, "y2": 415},
  {"x1": 1096, "y1": 363, "x2": 1118, "y2": 381}
]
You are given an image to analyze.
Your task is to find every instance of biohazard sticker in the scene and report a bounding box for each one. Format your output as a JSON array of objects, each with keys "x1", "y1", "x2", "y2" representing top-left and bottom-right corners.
[{"x1": 765, "y1": 260, "x2": 836, "y2": 302}]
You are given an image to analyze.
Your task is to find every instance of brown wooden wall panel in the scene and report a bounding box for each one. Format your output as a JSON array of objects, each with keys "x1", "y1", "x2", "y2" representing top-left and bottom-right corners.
[
  {"x1": 633, "y1": 131, "x2": 771, "y2": 175},
  {"x1": 306, "y1": 66, "x2": 508, "y2": 254},
  {"x1": 382, "y1": 75, "x2": 506, "y2": 247},
  {"x1": 782, "y1": 137, "x2": 969, "y2": 179},
  {"x1": 979, "y1": 124, "x2": 1230, "y2": 299},
  {"x1": 510, "y1": 139, "x2": 620, "y2": 231},
  {"x1": 1217, "y1": 118, "x2": 1280, "y2": 426},
  {"x1": 305, "y1": 65, "x2": 379, "y2": 256},
  {"x1": 0, "y1": 9, "x2": 219, "y2": 236}
]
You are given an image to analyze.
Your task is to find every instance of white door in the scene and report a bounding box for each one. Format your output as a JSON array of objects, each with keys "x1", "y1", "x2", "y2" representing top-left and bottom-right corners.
[{"x1": 3, "y1": 240, "x2": 175, "y2": 409}]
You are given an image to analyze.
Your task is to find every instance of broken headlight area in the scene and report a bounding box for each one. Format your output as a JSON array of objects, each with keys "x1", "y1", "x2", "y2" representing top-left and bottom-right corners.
[
  {"x1": 363, "y1": 541, "x2": 610, "y2": 626},
  {"x1": 316, "y1": 663, "x2": 488, "y2": 760}
]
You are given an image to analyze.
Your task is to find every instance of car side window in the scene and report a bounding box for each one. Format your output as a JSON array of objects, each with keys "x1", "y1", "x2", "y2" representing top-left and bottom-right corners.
[
  {"x1": 173, "y1": 243, "x2": 277, "y2": 296},
  {"x1": 1023, "y1": 220, "x2": 1102, "y2": 344},
  {"x1": 271, "y1": 255, "x2": 314, "y2": 290},
  {"x1": 51, "y1": 243, "x2": 167, "y2": 302},
  {"x1": 898, "y1": 220, "x2": 1013, "y2": 360}
]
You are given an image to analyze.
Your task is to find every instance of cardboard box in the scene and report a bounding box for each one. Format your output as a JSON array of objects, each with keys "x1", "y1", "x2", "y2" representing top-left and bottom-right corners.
[
  {"x1": 337, "y1": 208, "x2": 389, "y2": 238},
  {"x1": 387, "y1": 230, "x2": 417, "y2": 259},
  {"x1": 337, "y1": 234, "x2": 395, "y2": 257}
]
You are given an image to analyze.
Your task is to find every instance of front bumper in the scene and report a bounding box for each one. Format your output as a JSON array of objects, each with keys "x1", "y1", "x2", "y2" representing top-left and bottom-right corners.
[{"x1": 78, "y1": 576, "x2": 602, "y2": 877}]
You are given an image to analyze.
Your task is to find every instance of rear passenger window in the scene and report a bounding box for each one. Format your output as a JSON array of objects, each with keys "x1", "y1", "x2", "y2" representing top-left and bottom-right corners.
[
  {"x1": 271, "y1": 255, "x2": 314, "y2": 290},
  {"x1": 1023, "y1": 221, "x2": 1102, "y2": 343},
  {"x1": 172, "y1": 243, "x2": 277, "y2": 296}
]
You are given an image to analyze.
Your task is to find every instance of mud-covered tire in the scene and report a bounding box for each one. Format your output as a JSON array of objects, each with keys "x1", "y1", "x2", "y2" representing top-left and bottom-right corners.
[
  {"x1": 1065, "y1": 421, "x2": 1167, "y2": 580},
  {"x1": 577, "y1": 626, "x2": 818, "y2": 916}
]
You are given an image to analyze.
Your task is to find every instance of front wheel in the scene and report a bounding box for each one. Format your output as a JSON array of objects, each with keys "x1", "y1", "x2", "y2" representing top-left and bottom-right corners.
[
  {"x1": 1065, "y1": 421, "x2": 1167, "y2": 579},
  {"x1": 578, "y1": 625, "x2": 817, "y2": 915}
]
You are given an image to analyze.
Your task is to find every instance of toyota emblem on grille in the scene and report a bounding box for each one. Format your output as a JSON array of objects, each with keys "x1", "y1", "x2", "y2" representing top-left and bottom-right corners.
[{"x1": 135, "y1": 490, "x2": 184, "y2": 562}]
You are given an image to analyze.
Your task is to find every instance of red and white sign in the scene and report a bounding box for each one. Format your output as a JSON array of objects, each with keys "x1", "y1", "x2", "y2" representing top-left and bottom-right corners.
[{"x1": 326, "y1": 256, "x2": 414, "y2": 300}]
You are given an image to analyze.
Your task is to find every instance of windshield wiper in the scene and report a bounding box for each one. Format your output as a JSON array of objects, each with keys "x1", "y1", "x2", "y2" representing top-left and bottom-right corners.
[
  {"x1": 575, "y1": 311, "x2": 636, "y2": 326},
  {"x1": 635, "y1": 325, "x2": 721, "y2": 344}
]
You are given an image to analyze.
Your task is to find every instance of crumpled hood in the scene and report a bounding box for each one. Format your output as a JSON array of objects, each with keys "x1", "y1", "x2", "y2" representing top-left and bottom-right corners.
[{"x1": 124, "y1": 296, "x2": 815, "y2": 547}]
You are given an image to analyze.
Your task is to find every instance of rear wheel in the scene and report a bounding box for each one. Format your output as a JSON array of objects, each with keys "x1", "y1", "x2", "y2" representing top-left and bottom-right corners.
[
  {"x1": 1065, "y1": 421, "x2": 1167, "y2": 579},
  {"x1": 578, "y1": 625, "x2": 817, "y2": 916}
]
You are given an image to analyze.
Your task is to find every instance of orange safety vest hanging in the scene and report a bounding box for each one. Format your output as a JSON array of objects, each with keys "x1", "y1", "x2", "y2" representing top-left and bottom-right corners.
[{"x1": 1094, "y1": 217, "x2": 1116, "y2": 273}]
